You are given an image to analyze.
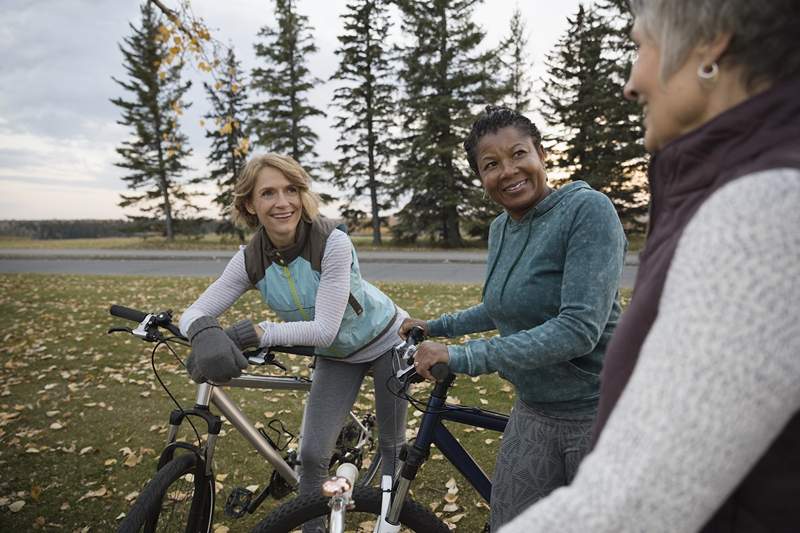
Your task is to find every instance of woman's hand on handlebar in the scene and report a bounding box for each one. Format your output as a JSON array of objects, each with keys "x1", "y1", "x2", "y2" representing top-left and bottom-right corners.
[
  {"x1": 414, "y1": 341, "x2": 450, "y2": 381},
  {"x1": 399, "y1": 318, "x2": 429, "y2": 339}
]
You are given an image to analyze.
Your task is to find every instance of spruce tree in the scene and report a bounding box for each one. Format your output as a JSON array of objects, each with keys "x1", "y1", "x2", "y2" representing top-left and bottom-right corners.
[
  {"x1": 250, "y1": 0, "x2": 325, "y2": 168},
  {"x1": 540, "y1": 2, "x2": 647, "y2": 229},
  {"x1": 200, "y1": 47, "x2": 250, "y2": 241},
  {"x1": 393, "y1": 0, "x2": 501, "y2": 247},
  {"x1": 111, "y1": 2, "x2": 194, "y2": 240},
  {"x1": 596, "y1": 0, "x2": 649, "y2": 229},
  {"x1": 329, "y1": 0, "x2": 395, "y2": 245},
  {"x1": 497, "y1": 6, "x2": 533, "y2": 113}
]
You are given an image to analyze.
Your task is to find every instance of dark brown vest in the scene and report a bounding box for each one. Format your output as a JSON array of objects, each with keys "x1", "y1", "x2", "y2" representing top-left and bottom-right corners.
[{"x1": 593, "y1": 78, "x2": 800, "y2": 532}]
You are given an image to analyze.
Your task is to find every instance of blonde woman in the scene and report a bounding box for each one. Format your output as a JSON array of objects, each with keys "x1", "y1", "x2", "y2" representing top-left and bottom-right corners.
[{"x1": 179, "y1": 154, "x2": 408, "y2": 532}]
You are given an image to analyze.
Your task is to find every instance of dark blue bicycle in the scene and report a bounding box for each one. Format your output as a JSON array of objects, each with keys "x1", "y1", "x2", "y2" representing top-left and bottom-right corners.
[{"x1": 254, "y1": 327, "x2": 508, "y2": 532}]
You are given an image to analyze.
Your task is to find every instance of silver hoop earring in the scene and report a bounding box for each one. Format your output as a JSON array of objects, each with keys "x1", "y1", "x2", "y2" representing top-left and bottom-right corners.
[
  {"x1": 482, "y1": 188, "x2": 487, "y2": 200},
  {"x1": 697, "y1": 62, "x2": 719, "y2": 81}
]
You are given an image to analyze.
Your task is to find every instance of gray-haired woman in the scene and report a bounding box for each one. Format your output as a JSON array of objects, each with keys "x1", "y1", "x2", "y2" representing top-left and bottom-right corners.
[{"x1": 500, "y1": 0, "x2": 800, "y2": 532}]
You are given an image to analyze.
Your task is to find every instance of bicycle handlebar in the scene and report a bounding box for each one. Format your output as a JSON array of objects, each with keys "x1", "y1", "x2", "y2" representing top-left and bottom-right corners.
[
  {"x1": 108, "y1": 304, "x2": 316, "y2": 357},
  {"x1": 397, "y1": 326, "x2": 451, "y2": 382}
]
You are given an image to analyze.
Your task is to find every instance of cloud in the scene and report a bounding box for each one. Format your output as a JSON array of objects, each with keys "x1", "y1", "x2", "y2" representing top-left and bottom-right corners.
[{"x1": 0, "y1": 0, "x2": 583, "y2": 221}]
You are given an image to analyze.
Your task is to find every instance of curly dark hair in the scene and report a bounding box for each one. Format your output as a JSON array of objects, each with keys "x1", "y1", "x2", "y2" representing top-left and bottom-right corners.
[{"x1": 463, "y1": 105, "x2": 543, "y2": 176}]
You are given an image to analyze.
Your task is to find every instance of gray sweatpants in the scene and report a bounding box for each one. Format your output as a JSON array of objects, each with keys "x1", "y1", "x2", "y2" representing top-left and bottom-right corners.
[
  {"x1": 298, "y1": 348, "x2": 408, "y2": 501},
  {"x1": 490, "y1": 398, "x2": 594, "y2": 531}
]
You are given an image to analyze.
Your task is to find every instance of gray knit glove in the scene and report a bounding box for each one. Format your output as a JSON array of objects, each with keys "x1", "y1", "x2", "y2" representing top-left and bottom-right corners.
[
  {"x1": 186, "y1": 316, "x2": 248, "y2": 383},
  {"x1": 224, "y1": 319, "x2": 261, "y2": 351}
]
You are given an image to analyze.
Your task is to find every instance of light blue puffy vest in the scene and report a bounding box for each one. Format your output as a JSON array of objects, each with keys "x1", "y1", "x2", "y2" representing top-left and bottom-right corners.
[{"x1": 243, "y1": 217, "x2": 396, "y2": 358}]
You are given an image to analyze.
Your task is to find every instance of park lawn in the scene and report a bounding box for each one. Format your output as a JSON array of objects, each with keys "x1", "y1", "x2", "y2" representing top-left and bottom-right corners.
[
  {"x1": 0, "y1": 273, "x2": 632, "y2": 531},
  {"x1": 0, "y1": 233, "x2": 648, "y2": 253}
]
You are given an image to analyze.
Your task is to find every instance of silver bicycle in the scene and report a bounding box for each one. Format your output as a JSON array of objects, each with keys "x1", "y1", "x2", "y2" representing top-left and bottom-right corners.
[{"x1": 108, "y1": 305, "x2": 381, "y2": 533}]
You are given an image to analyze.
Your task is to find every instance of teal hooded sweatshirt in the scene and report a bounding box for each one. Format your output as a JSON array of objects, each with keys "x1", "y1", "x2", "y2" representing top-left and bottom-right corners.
[{"x1": 427, "y1": 181, "x2": 626, "y2": 416}]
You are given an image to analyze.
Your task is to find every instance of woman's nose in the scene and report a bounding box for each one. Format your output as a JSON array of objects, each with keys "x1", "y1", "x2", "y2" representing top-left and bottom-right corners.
[
  {"x1": 500, "y1": 160, "x2": 516, "y2": 177},
  {"x1": 623, "y1": 78, "x2": 639, "y2": 102},
  {"x1": 274, "y1": 191, "x2": 289, "y2": 205}
]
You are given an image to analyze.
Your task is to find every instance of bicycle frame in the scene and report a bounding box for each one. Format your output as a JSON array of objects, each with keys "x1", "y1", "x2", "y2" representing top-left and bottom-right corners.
[
  {"x1": 414, "y1": 389, "x2": 507, "y2": 501},
  {"x1": 386, "y1": 373, "x2": 508, "y2": 525},
  {"x1": 195, "y1": 374, "x2": 313, "y2": 485}
]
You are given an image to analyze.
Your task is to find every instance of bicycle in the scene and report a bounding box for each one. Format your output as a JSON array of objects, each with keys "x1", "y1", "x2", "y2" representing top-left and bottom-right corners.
[
  {"x1": 107, "y1": 304, "x2": 382, "y2": 533},
  {"x1": 254, "y1": 327, "x2": 509, "y2": 532}
]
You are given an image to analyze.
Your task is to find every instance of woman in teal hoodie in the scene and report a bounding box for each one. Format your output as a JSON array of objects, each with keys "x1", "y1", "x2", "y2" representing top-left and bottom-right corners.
[{"x1": 404, "y1": 105, "x2": 626, "y2": 530}]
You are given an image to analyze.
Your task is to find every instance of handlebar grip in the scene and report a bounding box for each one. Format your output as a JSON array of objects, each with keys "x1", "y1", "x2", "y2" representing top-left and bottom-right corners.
[
  {"x1": 430, "y1": 363, "x2": 451, "y2": 382},
  {"x1": 110, "y1": 305, "x2": 148, "y2": 323},
  {"x1": 408, "y1": 326, "x2": 425, "y2": 346}
]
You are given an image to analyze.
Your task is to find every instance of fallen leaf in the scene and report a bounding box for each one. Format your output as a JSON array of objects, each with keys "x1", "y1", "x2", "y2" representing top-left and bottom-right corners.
[
  {"x1": 9, "y1": 500, "x2": 25, "y2": 512},
  {"x1": 78, "y1": 486, "x2": 108, "y2": 501}
]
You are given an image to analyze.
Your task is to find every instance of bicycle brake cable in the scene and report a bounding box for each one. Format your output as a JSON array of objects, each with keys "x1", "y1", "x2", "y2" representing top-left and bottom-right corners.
[{"x1": 151, "y1": 340, "x2": 202, "y2": 448}]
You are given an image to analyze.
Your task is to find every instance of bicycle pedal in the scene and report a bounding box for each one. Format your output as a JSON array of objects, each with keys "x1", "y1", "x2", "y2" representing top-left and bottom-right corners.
[{"x1": 224, "y1": 487, "x2": 253, "y2": 518}]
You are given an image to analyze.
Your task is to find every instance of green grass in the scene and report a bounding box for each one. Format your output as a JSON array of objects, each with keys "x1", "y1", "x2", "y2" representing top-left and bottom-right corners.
[
  {"x1": 0, "y1": 233, "x2": 648, "y2": 254},
  {"x1": 0, "y1": 274, "x2": 632, "y2": 531}
]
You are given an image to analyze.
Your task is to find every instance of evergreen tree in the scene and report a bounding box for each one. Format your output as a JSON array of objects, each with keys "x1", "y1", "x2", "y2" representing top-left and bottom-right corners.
[
  {"x1": 200, "y1": 47, "x2": 250, "y2": 241},
  {"x1": 393, "y1": 0, "x2": 501, "y2": 247},
  {"x1": 596, "y1": 0, "x2": 649, "y2": 229},
  {"x1": 111, "y1": 2, "x2": 194, "y2": 240},
  {"x1": 250, "y1": 0, "x2": 325, "y2": 168},
  {"x1": 497, "y1": 6, "x2": 533, "y2": 113},
  {"x1": 329, "y1": 0, "x2": 395, "y2": 245},
  {"x1": 540, "y1": 2, "x2": 647, "y2": 229}
]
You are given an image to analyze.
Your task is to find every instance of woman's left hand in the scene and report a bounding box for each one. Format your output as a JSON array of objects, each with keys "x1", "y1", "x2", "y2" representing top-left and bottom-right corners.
[{"x1": 414, "y1": 341, "x2": 450, "y2": 381}]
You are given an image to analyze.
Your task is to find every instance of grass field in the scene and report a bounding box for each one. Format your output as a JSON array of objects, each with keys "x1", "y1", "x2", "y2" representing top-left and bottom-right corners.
[
  {"x1": 0, "y1": 233, "x2": 648, "y2": 254},
  {"x1": 0, "y1": 273, "x2": 631, "y2": 531}
]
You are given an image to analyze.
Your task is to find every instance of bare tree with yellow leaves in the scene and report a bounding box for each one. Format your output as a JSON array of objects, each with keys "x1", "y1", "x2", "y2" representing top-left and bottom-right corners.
[
  {"x1": 111, "y1": 1, "x2": 195, "y2": 240},
  {"x1": 198, "y1": 47, "x2": 251, "y2": 241}
]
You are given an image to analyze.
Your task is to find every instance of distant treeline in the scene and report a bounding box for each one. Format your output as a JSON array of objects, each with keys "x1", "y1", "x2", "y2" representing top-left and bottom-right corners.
[{"x1": 0, "y1": 219, "x2": 222, "y2": 240}]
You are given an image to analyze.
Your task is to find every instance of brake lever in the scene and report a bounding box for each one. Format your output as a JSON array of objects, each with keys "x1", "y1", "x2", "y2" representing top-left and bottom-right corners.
[{"x1": 107, "y1": 327, "x2": 133, "y2": 335}]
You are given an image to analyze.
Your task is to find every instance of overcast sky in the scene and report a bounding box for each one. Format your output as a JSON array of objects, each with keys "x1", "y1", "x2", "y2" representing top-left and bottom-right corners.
[{"x1": 0, "y1": 0, "x2": 584, "y2": 220}]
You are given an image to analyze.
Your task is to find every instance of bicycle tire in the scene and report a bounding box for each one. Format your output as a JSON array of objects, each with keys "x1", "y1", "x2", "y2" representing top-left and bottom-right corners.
[
  {"x1": 252, "y1": 486, "x2": 450, "y2": 533},
  {"x1": 117, "y1": 452, "x2": 215, "y2": 533},
  {"x1": 356, "y1": 450, "x2": 382, "y2": 487}
]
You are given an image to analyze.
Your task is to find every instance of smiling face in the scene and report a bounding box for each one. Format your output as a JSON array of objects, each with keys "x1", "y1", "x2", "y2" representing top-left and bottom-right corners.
[
  {"x1": 624, "y1": 20, "x2": 716, "y2": 152},
  {"x1": 476, "y1": 126, "x2": 549, "y2": 220},
  {"x1": 245, "y1": 166, "x2": 303, "y2": 247}
]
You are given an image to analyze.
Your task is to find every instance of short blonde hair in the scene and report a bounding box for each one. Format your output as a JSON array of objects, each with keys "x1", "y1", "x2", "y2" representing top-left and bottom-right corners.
[{"x1": 232, "y1": 153, "x2": 321, "y2": 229}]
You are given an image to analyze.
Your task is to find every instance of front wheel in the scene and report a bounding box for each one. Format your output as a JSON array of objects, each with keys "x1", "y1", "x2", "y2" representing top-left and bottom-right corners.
[
  {"x1": 117, "y1": 452, "x2": 215, "y2": 533},
  {"x1": 252, "y1": 486, "x2": 450, "y2": 532}
]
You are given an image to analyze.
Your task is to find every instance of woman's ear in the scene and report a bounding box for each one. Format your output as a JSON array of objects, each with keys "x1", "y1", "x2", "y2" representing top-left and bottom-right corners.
[
  {"x1": 699, "y1": 32, "x2": 732, "y2": 66},
  {"x1": 244, "y1": 199, "x2": 256, "y2": 216},
  {"x1": 537, "y1": 145, "x2": 547, "y2": 163}
]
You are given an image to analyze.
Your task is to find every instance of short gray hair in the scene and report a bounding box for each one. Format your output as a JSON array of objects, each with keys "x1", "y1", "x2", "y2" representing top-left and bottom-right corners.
[{"x1": 630, "y1": 0, "x2": 800, "y2": 89}]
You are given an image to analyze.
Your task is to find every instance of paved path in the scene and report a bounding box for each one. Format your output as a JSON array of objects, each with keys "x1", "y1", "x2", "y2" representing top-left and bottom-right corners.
[{"x1": 0, "y1": 248, "x2": 638, "y2": 288}]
